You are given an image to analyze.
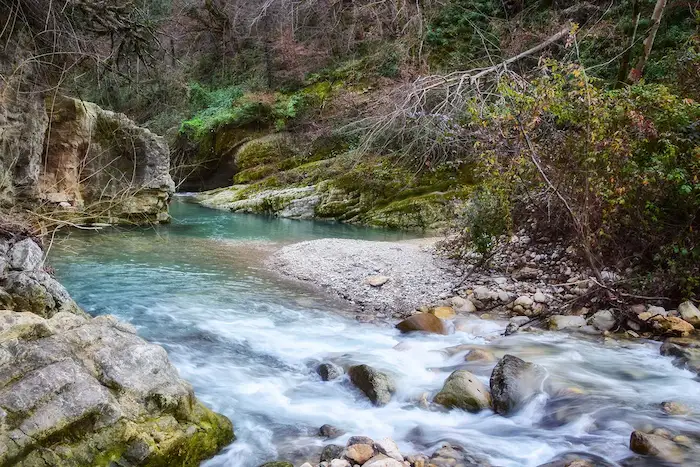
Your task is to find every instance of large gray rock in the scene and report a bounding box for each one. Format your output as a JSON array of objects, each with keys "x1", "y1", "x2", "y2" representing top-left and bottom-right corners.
[
  {"x1": 348, "y1": 364, "x2": 396, "y2": 406},
  {"x1": 490, "y1": 355, "x2": 547, "y2": 415},
  {"x1": 433, "y1": 370, "x2": 491, "y2": 412},
  {"x1": 0, "y1": 310, "x2": 233, "y2": 466},
  {"x1": 8, "y1": 239, "x2": 43, "y2": 271},
  {"x1": 2, "y1": 270, "x2": 83, "y2": 318}
]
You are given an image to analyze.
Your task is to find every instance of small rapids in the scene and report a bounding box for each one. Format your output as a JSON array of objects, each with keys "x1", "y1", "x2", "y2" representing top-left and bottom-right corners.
[{"x1": 49, "y1": 199, "x2": 700, "y2": 466}]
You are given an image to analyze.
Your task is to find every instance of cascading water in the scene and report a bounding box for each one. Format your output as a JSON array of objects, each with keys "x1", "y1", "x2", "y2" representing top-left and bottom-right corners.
[{"x1": 49, "y1": 198, "x2": 700, "y2": 466}]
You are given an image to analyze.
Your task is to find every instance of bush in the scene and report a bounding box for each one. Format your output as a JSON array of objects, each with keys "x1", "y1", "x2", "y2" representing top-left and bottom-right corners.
[{"x1": 471, "y1": 62, "x2": 700, "y2": 298}]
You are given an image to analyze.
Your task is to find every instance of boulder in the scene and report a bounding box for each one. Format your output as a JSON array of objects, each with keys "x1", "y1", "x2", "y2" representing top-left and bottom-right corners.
[
  {"x1": 548, "y1": 315, "x2": 586, "y2": 331},
  {"x1": 660, "y1": 337, "x2": 700, "y2": 375},
  {"x1": 374, "y1": 438, "x2": 403, "y2": 461},
  {"x1": 319, "y1": 424, "x2": 345, "y2": 439},
  {"x1": 317, "y1": 362, "x2": 343, "y2": 381},
  {"x1": 8, "y1": 239, "x2": 43, "y2": 271},
  {"x1": 589, "y1": 309, "x2": 616, "y2": 332},
  {"x1": 651, "y1": 315, "x2": 694, "y2": 337},
  {"x1": 0, "y1": 311, "x2": 233, "y2": 466},
  {"x1": 678, "y1": 301, "x2": 700, "y2": 327},
  {"x1": 395, "y1": 313, "x2": 447, "y2": 335},
  {"x1": 490, "y1": 354, "x2": 547, "y2": 415},
  {"x1": 320, "y1": 444, "x2": 344, "y2": 461},
  {"x1": 346, "y1": 443, "x2": 375, "y2": 463},
  {"x1": 629, "y1": 431, "x2": 685, "y2": 463},
  {"x1": 348, "y1": 365, "x2": 396, "y2": 406},
  {"x1": 434, "y1": 370, "x2": 492, "y2": 412}
]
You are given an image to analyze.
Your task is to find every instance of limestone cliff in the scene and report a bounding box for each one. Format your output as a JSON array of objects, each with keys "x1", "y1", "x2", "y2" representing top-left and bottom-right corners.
[{"x1": 0, "y1": 90, "x2": 174, "y2": 224}]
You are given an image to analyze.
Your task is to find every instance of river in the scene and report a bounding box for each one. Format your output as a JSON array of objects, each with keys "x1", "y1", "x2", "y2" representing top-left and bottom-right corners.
[{"x1": 49, "y1": 198, "x2": 700, "y2": 466}]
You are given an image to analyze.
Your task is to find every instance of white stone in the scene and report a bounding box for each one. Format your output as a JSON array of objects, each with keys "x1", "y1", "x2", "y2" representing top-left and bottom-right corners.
[
  {"x1": 374, "y1": 437, "x2": 403, "y2": 461},
  {"x1": 473, "y1": 286, "x2": 492, "y2": 301},
  {"x1": 366, "y1": 275, "x2": 390, "y2": 287},
  {"x1": 331, "y1": 459, "x2": 351, "y2": 467},
  {"x1": 300, "y1": 464, "x2": 313, "y2": 467},
  {"x1": 498, "y1": 291, "x2": 511, "y2": 303},
  {"x1": 533, "y1": 291, "x2": 547, "y2": 303}
]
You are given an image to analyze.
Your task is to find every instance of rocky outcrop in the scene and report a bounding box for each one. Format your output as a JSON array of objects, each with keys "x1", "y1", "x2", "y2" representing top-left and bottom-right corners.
[
  {"x1": 0, "y1": 310, "x2": 233, "y2": 466},
  {"x1": 1, "y1": 91, "x2": 174, "y2": 224},
  {"x1": 0, "y1": 236, "x2": 233, "y2": 466}
]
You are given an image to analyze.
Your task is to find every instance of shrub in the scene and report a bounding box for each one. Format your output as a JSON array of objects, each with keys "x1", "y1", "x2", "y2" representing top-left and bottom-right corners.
[{"x1": 472, "y1": 62, "x2": 700, "y2": 298}]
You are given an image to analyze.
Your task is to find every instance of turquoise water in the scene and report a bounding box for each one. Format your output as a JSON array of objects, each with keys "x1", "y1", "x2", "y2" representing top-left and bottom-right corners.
[{"x1": 49, "y1": 199, "x2": 700, "y2": 467}]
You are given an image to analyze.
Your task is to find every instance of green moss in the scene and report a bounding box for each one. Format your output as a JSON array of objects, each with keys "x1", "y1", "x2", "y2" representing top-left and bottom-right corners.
[
  {"x1": 363, "y1": 189, "x2": 469, "y2": 230},
  {"x1": 233, "y1": 164, "x2": 277, "y2": 183},
  {"x1": 236, "y1": 136, "x2": 296, "y2": 170}
]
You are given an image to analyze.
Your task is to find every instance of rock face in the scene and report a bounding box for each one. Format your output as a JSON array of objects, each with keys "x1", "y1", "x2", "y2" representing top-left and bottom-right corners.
[
  {"x1": 348, "y1": 364, "x2": 396, "y2": 406},
  {"x1": 0, "y1": 92, "x2": 174, "y2": 224},
  {"x1": 396, "y1": 313, "x2": 447, "y2": 335},
  {"x1": 490, "y1": 355, "x2": 546, "y2": 415},
  {"x1": 0, "y1": 235, "x2": 233, "y2": 466},
  {"x1": 0, "y1": 237, "x2": 82, "y2": 318},
  {"x1": 0, "y1": 311, "x2": 233, "y2": 466},
  {"x1": 434, "y1": 370, "x2": 491, "y2": 412}
]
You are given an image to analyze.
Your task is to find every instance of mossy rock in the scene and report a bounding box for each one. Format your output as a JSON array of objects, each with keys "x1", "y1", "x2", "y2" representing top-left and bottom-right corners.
[
  {"x1": 18, "y1": 403, "x2": 233, "y2": 467},
  {"x1": 233, "y1": 164, "x2": 278, "y2": 184},
  {"x1": 235, "y1": 134, "x2": 297, "y2": 171}
]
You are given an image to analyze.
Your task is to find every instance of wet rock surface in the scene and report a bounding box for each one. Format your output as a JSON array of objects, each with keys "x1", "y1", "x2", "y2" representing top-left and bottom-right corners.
[
  {"x1": 0, "y1": 310, "x2": 233, "y2": 466},
  {"x1": 490, "y1": 354, "x2": 547, "y2": 415}
]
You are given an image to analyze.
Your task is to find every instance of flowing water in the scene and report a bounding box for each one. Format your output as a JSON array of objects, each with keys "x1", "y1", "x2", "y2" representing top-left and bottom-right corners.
[{"x1": 49, "y1": 198, "x2": 700, "y2": 466}]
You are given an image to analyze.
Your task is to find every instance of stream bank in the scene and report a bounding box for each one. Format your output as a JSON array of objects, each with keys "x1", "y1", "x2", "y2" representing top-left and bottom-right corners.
[{"x1": 45, "y1": 200, "x2": 700, "y2": 467}]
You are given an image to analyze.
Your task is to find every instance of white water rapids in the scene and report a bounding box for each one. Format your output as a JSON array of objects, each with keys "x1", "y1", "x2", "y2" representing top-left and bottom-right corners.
[{"x1": 49, "y1": 200, "x2": 700, "y2": 466}]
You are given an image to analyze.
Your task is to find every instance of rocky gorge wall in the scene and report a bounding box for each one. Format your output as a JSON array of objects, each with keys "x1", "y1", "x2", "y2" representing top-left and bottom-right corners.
[
  {"x1": 0, "y1": 234, "x2": 233, "y2": 466},
  {"x1": 0, "y1": 87, "x2": 174, "y2": 224}
]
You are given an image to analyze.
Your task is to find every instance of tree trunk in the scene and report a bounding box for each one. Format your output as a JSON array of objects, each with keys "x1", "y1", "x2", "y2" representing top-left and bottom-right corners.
[
  {"x1": 616, "y1": 0, "x2": 640, "y2": 88},
  {"x1": 629, "y1": 0, "x2": 668, "y2": 82}
]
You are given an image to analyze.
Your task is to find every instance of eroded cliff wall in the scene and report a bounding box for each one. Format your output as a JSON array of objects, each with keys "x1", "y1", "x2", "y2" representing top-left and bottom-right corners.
[{"x1": 0, "y1": 84, "x2": 174, "y2": 224}]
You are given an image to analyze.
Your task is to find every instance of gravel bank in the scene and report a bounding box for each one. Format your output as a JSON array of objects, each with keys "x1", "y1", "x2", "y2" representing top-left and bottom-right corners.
[{"x1": 270, "y1": 238, "x2": 458, "y2": 318}]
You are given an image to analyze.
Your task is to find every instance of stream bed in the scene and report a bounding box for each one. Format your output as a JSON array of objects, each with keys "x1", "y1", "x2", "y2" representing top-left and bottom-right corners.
[{"x1": 49, "y1": 198, "x2": 700, "y2": 466}]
